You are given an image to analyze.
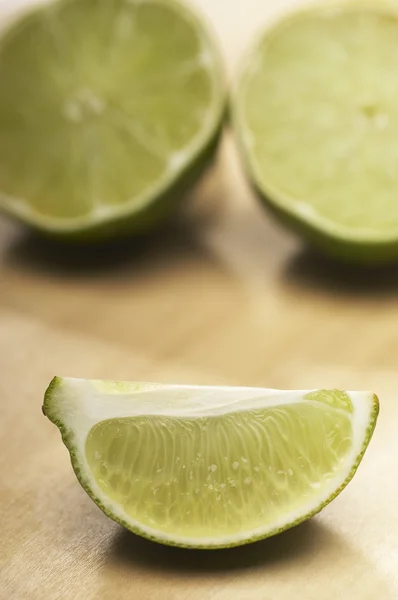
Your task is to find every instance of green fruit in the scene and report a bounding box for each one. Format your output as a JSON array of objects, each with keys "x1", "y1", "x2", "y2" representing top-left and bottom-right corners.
[
  {"x1": 234, "y1": 1, "x2": 398, "y2": 263},
  {"x1": 0, "y1": 0, "x2": 225, "y2": 239},
  {"x1": 43, "y1": 377, "x2": 379, "y2": 549}
]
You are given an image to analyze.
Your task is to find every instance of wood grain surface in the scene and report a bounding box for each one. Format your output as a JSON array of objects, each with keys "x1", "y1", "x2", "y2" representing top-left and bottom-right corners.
[{"x1": 1, "y1": 1, "x2": 398, "y2": 598}]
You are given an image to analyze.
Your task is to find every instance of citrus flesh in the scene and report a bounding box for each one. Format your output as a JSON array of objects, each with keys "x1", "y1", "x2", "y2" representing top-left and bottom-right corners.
[
  {"x1": 234, "y1": 1, "x2": 398, "y2": 262},
  {"x1": 0, "y1": 0, "x2": 224, "y2": 236},
  {"x1": 43, "y1": 377, "x2": 378, "y2": 548}
]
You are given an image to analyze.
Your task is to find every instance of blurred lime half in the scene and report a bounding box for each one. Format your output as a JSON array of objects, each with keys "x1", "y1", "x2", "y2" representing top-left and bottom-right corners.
[
  {"x1": 0, "y1": 0, "x2": 225, "y2": 238},
  {"x1": 234, "y1": 1, "x2": 398, "y2": 263}
]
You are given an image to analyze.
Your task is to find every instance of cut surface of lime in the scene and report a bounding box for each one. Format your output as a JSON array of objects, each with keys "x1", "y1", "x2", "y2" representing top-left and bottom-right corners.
[
  {"x1": 0, "y1": 0, "x2": 225, "y2": 237},
  {"x1": 234, "y1": 1, "x2": 398, "y2": 262},
  {"x1": 43, "y1": 377, "x2": 378, "y2": 548}
]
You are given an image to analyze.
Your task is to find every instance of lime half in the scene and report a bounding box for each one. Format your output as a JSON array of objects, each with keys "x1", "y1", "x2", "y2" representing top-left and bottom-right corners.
[
  {"x1": 43, "y1": 377, "x2": 378, "y2": 549},
  {"x1": 0, "y1": 0, "x2": 225, "y2": 238},
  {"x1": 234, "y1": 1, "x2": 398, "y2": 263}
]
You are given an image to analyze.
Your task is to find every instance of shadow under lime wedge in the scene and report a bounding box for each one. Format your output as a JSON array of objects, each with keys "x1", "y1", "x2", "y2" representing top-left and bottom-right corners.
[
  {"x1": 0, "y1": 0, "x2": 225, "y2": 239},
  {"x1": 43, "y1": 377, "x2": 379, "y2": 549},
  {"x1": 233, "y1": 1, "x2": 398, "y2": 263}
]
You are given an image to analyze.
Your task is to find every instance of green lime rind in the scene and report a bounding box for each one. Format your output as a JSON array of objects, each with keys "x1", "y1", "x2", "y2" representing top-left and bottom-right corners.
[
  {"x1": 0, "y1": 0, "x2": 226, "y2": 239},
  {"x1": 43, "y1": 377, "x2": 379, "y2": 549},
  {"x1": 233, "y1": 1, "x2": 398, "y2": 264}
]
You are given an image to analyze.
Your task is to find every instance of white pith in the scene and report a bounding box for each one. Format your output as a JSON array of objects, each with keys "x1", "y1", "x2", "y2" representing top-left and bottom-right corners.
[{"x1": 47, "y1": 377, "x2": 376, "y2": 547}]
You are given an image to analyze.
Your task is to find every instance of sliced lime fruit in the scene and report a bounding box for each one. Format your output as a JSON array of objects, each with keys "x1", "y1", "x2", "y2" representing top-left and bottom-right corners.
[
  {"x1": 43, "y1": 377, "x2": 379, "y2": 549},
  {"x1": 0, "y1": 0, "x2": 225, "y2": 238},
  {"x1": 234, "y1": 1, "x2": 398, "y2": 263}
]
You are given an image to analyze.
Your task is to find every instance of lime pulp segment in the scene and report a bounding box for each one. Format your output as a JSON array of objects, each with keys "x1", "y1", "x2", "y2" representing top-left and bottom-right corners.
[
  {"x1": 86, "y1": 400, "x2": 352, "y2": 538},
  {"x1": 0, "y1": 0, "x2": 224, "y2": 234},
  {"x1": 44, "y1": 378, "x2": 379, "y2": 548}
]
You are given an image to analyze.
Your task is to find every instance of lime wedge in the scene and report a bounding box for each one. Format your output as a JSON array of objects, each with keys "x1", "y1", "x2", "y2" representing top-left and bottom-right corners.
[
  {"x1": 0, "y1": 0, "x2": 225, "y2": 238},
  {"x1": 234, "y1": 1, "x2": 398, "y2": 263},
  {"x1": 43, "y1": 377, "x2": 379, "y2": 549}
]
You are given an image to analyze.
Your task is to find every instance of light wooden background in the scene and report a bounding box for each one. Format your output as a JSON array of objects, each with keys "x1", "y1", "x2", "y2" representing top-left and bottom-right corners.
[{"x1": 1, "y1": 1, "x2": 397, "y2": 598}]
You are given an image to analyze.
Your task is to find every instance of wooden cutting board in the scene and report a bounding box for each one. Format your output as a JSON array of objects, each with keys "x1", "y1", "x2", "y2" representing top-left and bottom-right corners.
[{"x1": 1, "y1": 1, "x2": 397, "y2": 598}]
